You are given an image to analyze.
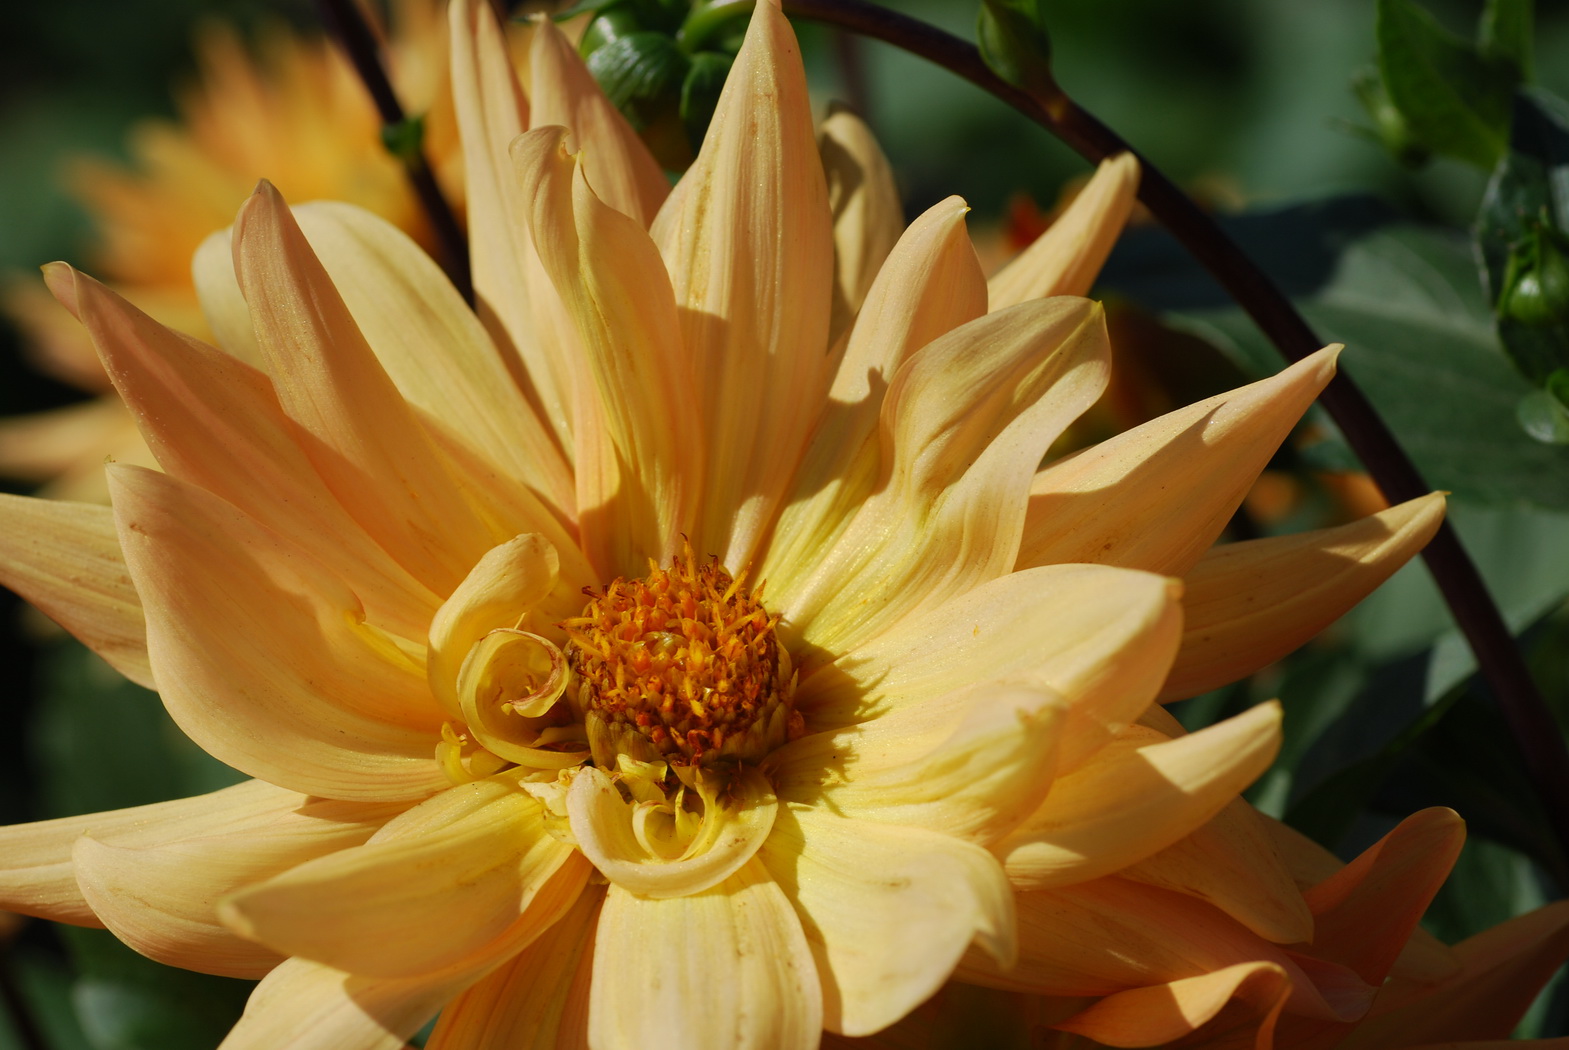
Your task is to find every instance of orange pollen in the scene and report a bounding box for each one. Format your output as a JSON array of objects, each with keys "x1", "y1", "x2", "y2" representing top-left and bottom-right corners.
[{"x1": 560, "y1": 544, "x2": 800, "y2": 767}]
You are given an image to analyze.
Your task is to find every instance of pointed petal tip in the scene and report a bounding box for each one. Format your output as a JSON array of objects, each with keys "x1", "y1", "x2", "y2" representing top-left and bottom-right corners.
[{"x1": 40, "y1": 261, "x2": 79, "y2": 315}]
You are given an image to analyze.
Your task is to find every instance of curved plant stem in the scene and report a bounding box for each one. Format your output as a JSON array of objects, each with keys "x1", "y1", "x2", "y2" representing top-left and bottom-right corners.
[
  {"x1": 314, "y1": 0, "x2": 473, "y2": 304},
  {"x1": 781, "y1": 0, "x2": 1569, "y2": 879}
]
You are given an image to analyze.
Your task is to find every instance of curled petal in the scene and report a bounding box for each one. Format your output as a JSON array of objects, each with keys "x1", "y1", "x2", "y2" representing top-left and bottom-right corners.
[
  {"x1": 820, "y1": 107, "x2": 904, "y2": 340},
  {"x1": 1055, "y1": 960, "x2": 1291, "y2": 1049},
  {"x1": 457, "y1": 629, "x2": 586, "y2": 769},
  {"x1": 566, "y1": 765, "x2": 777, "y2": 898}
]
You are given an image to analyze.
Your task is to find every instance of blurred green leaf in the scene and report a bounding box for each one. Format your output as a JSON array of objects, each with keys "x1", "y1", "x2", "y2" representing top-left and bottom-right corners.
[
  {"x1": 1477, "y1": 90, "x2": 1569, "y2": 389},
  {"x1": 977, "y1": 0, "x2": 1054, "y2": 96},
  {"x1": 1351, "y1": 66, "x2": 1431, "y2": 167},
  {"x1": 1, "y1": 945, "x2": 94, "y2": 1050},
  {"x1": 584, "y1": 31, "x2": 690, "y2": 132},
  {"x1": 680, "y1": 51, "x2": 732, "y2": 149},
  {"x1": 1519, "y1": 386, "x2": 1569, "y2": 442},
  {"x1": 1376, "y1": 0, "x2": 1516, "y2": 168},
  {"x1": 1481, "y1": 0, "x2": 1535, "y2": 81}
]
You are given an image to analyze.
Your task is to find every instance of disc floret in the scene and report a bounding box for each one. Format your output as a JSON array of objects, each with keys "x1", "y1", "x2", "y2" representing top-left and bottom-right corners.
[{"x1": 561, "y1": 543, "x2": 801, "y2": 769}]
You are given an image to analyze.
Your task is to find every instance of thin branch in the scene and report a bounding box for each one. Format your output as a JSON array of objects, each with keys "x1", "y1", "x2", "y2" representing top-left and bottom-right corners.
[
  {"x1": 780, "y1": 0, "x2": 1569, "y2": 878},
  {"x1": 314, "y1": 0, "x2": 473, "y2": 304}
]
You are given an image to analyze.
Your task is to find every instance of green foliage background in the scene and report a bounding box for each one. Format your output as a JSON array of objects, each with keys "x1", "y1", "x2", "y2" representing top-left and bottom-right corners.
[{"x1": 2, "y1": 0, "x2": 1568, "y2": 1045}]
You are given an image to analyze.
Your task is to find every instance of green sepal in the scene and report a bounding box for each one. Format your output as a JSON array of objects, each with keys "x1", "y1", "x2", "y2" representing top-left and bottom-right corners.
[
  {"x1": 977, "y1": 0, "x2": 1054, "y2": 96},
  {"x1": 680, "y1": 50, "x2": 733, "y2": 150},
  {"x1": 678, "y1": 0, "x2": 753, "y2": 54},
  {"x1": 584, "y1": 30, "x2": 691, "y2": 132}
]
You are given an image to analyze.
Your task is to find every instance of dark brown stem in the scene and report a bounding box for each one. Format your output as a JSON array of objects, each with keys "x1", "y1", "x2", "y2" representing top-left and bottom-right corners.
[
  {"x1": 781, "y1": 0, "x2": 1569, "y2": 878},
  {"x1": 314, "y1": 0, "x2": 473, "y2": 304}
]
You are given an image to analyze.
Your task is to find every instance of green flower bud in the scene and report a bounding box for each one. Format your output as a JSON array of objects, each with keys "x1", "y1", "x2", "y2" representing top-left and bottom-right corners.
[
  {"x1": 1499, "y1": 221, "x2": 1569, "y2": 328},
  {"x1": 977, "y1": 0, "x2": 1054, "y2": 96}
]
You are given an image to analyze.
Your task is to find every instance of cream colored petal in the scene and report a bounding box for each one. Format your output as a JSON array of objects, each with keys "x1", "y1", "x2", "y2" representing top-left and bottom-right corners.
[
  {"x1": 232, "y1": 181, "x2": 498, "y2": 596},
  {"x1": 1161, "y1": 493, "x2": 1446, "y2": 701},
  {"x1": 427, "y1": 534, "x2": 561, "y2": 719},
  {"x1": 1020, "y1": 345, "x2": 1340, "y2": 576},
  {"x1": 783, "y1": 298, "x2": 1110, "y2": 656},
  {"x1": 774, "y1": 682, "x2": 1065, "y2": 846},
  {"x1": 759, "y1": 195, "x2": 987, "y2": 596},
  {"x1": 111, "y1": 465, "x2": 448, "y2": 801},
  {"x1": 820, "y1": 106, "x2": 904, "y2": 342},
  {"x1": 1120, "y1": 798, "x2": 1314, "y2": 946},
  {"x1": 514, "y1": 127, "x2": 700, "y2": 571},
  {"x1": 192, "y1": 226, "x2": 263, "y2": 364},
  {"x1": 760, "y1": 804, "x2": 1014, "y2": 1036},
  {"x1": 528, "y1": 19, "x2": 667, "y2": 226},
  {"x1": 958, "y1": 879, "x2": 1373, "y2": 1023},
  {"x1": 425, "y1": 884, "x2": 602, "y2": 1050},
  {"x1": 72, "y1": 795, "x2": 404, "y2": 979},
  {"x1": 0, "y1": 492, "x2": 151, "y2": 688},
  {"x1": 51, "y1": 263, "x2": 438, "y2": 639},
  {"x1": 218, "y1": 958, "x2": 460, "y2": 1050},
  {"x1": 1054, "y1": 960, "x2": 1289, "y2": 1048},
  {"x1": 567, "y1": 765, "x2": 776, "y2": 898},
  {"x1": 221, "y1": 776, "x2": 589, "y2": 979},
  {"x1": 0, "y1": 780, "x2": 295, "y2": 926},
  {"x1": 649, "y1": 0, "x2": 834, "y2": 571},
  {"x1": 799, "y1": 562, "x2": 1182, "y2": 773},
  {"x1": 292, "y1": 201, "x2": 577, "y2": 525},
  {"x1": 987, "y1": 153, "x2": 1140, "y2": 309},
  {"x1": 995, "y1": 702, "x2": 1281, "y2": 891},
  {"x1": 589, "y1": 857, "x2": 822, "y2": 1050}
]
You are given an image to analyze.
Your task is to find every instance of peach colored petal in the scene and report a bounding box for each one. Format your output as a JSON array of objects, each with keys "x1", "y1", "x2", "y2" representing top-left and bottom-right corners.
[
  {"x1": 192, "y1": 226, "x2": 264, "y2": 363},
  {"x1": 73, "y1": 794, "x2": 404, "y2": 978},
  {"x1": 528, "y1": 19, "x2": 667, "y2": 227},
  {"x1": 1121, "y1": 799, "x2": 1314, "y2": 946},
  {"x1": 1020, "y1": 346, "x2": 1340, "y2": 576},
  {"x1": 0, "y1": 492, "x2": 151, "y2": 688},
  {"x1": 110, "y1": 465, "x2": 447, "y2": 801},
  {"x1": 221, "y1": 776, "x2": 588, "y2": 978},
  {"x1": 589, "y1": 857, "x2": 822, "y2": 1050},
  {"x1": 760, "y1": 195, "x2": 987, "y2": 598},
  {"x1": 819, "y1": 107, "x2": 903, "y2": 342},
  {"x1": 996, "y1": 703, "x2": 1282, "y2": 890},
  {"x1": 799, "y1": 563, "x2": 1181, "y2": 773},
  {"x1": 292, "y1": 201, "x2": 577, "y2": 525},
  {"x1": 782, "y1": 298, "x2": 1110, "y2": 656},
  {"x1": 0, "y1": 780, "x2": 296, "y2": 926},
  {"x1": 425, "y1": 884, "x2": 603, "y2": 1050},
  {"x1": 1055, "y1": 961, "x2": 1290, "y2": 1050},
  {"x1": 0, "y1": 398, "x2": 134, "y2": 484},
  {"x1": 649, "y1": 1, "x2": 834, "y2": 571},
  {"x1": 52, "y1": 263, "x2": 438, "y2": 639},
  {"x1": 761, "y1": 804, "x2": 1015, "y2": 1036},
  {"x1": 1161, "y1": 493, "x2": 1445, "y2": 701},
  {"x1": 987, "y1": 153, "x2": 1140, "y2": 309},
  {"x1": 514, "y1": 126, "x2": 701, "y2": 572},
  {"x1": 232, "y1": 181, "x2": 499, "y2": 596}
]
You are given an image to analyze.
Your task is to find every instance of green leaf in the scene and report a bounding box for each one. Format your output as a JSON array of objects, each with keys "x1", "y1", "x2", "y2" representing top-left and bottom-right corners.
[
  {"x1": 1477, "y1": 90, "x2": 1569, "y2": 386},
  {"x1": 584, "y1": 31, "x2": 690, "y2": 133},
  {"x1": 1376, "y1": 0, "x2": 1516, "y2": 168},
  {"x1": 977, "y1": 0, "x2": 1054, "y2": 96},
  {"x1": 1519, "y1": 387, "x2": 1569, "y2": 442},
  {"x1": 1480, "y1": 0, "x2": 1534, "y2": 81}
]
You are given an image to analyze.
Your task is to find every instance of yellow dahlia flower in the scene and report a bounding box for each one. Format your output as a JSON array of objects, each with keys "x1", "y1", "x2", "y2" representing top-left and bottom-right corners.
[{"x1": 0, "y1": 2, "x2": 1448, "y2": 1047}]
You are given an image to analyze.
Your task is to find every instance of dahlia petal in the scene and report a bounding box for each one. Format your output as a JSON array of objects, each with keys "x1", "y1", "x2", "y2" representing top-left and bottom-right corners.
[
  {"x1": 291, "y1": 201, "x2": 577, "y2": 526},
  {"x1": 1055, "y1": 960, "x2": 1290, "y2": 1049},
  {"x1": 987, "y1": 153, "x2": 1141, "y2": 309},
  {"x1": 819, "y1": 107, "x2": 903, "y2": 342},
  {"x1": 783, "y1": 298, "x2": 1111, "y2": 656},
  {"x1": 192, "y1": 227, "x2": 263, "y2": 363},
  {"x1": 589, "y1": 858, "x2": 822, "y2": 1050},
  {"x1": 72, "y1": 795, "x2": 404, "y2": 978},
  {"x1": 761, "y1": 195, "x2": 987, "y2": 597},
  {"x1": 760, "y1": 804, "x2": 1015, "y2": 1036},
  {"x1": 528, "y1": 19, "x2": 667, "y2": 227},
  {"x1": 0, "y1": 398, "x2": 138, "y2": 485},
  {"x1": 995, "y1": 703, "x2": 1282, "y2": 890},
  {"x1": 232, "y1": 181, "x2": 499, "y2": 596},
  {"x1": 0, "y1": 779, "x2": 295, "y2": 926},
  {"x1": 1020, "y1": 345, "x2": 1340, "y2": 576},
  {"x1": 513, "y1": 126, "x2": 701, "y2": 571},
  {"x1": 110, "y1": 465, "x2": 448, "y2": 801},
  {"x1": 958, "y1": 879, "x2": 1374, "y2": 1023},
  {"x1": 773, "y1": 682, "x2": 1065, "y2": 845},
  {"x1": 221, "y1": 776, "x2": 588, "y2": 979},
  {"x1": 52, "y1": 263, "x2": 438, "y2": 639},
  {"x1": 1334, "y1": 900, "x2": 1569, "y2": 1047},
  {"x1": 649, "y1": 0, "x2": 835, "y2": 571},
  {"x1": 0, "y1": 492, "x2": 151, "y2": 688},
  {"x1": 449, "y1": 0, "x2": 578, "y2": 462},
  {"x1": 566, "y1": 765, "x2": 776, "y2": 898},
  {"x1": 1160, "y1": 492, "x2": 1446, "y2": 701},
  {"x1": 427, "y1": 534, "x2": 561, "y2": 720},
  {"x1": 425, "y1": 885, "x2": 603, "y2": 1050},
  {"x1": 218, "y1": 958, "x2": 463, "y2": 1050},
  {"x1": 798, "y1": 563, "x2": 1182, "y2": 772},
  {"x1": 1120, "y1": 798, "x2": 1315, "y2": 946}
]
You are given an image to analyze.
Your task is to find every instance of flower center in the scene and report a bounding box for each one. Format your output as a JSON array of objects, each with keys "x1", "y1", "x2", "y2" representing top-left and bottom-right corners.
[{"x1": 561, "y1": 545, "x2": 801, "y2": 769}]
